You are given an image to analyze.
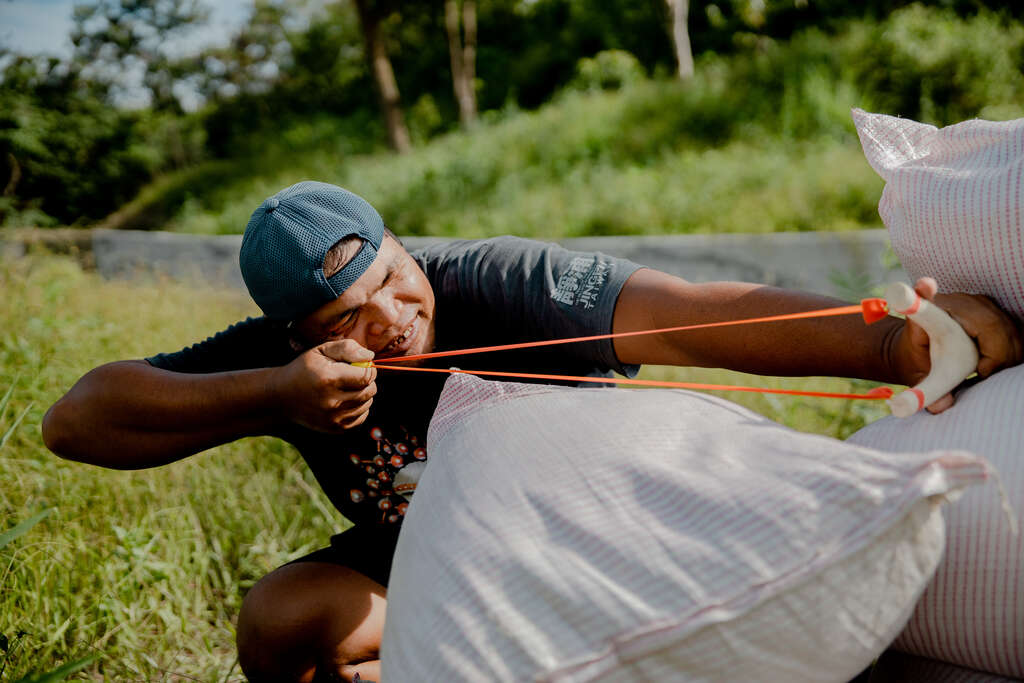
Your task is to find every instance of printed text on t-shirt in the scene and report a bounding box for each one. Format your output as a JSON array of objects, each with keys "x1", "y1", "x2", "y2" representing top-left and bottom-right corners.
[{"x1": 551, "y1": 257, "x2": 609, "y2": 309}]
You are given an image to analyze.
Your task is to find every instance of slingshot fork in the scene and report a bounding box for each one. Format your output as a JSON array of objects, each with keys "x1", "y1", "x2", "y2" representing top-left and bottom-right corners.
[{"x1": 884, "y1": 281, "x2": 979, "y2": 417}]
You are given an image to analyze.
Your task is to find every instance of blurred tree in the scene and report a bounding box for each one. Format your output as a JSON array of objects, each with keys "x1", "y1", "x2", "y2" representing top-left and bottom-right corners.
[
  {"x1": 70, "y1": 0, "x2": 209, "y2": 112},
  {"x1": 0, "y1": 52, "x2": 188, "y2": 226},
  {"x1": 665, "y1": 0, "x2": 694, "y2": 79},
  {"x1": 499, "y1": 0, "x2": 671, "y2": 108},
  {"x1": 444, "y1": 0, "x2": 478, "y2": 126},
  {"x1": 353, "y1": 0, "x2": 411, "y2": 153},
  {"x1": 190, "y1": 1, "x2": 293, "y2": 102}
]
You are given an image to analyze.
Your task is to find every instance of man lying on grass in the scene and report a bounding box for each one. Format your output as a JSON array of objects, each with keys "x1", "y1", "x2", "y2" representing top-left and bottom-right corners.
[{"x1": 42, "y1": 181, "x2": 1022, "y2": 683}]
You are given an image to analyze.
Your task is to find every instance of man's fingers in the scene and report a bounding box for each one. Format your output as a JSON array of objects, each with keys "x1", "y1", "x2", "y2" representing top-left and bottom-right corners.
[
  {"x1": 928, "y1": 291, "x2": 1023, "y2": 378},
  {"x1": 319, "y1": 338, "x2": 375, "y2": 365},
  {"x1": 338, "y1": 411, "x2": 370, "y2": 430},
  {"x1": 331, "y1": 383, "x2": 377, "y2": 408},
  {"x1": 315, "y1": 340, "x2": 377, "y2": 387},
  {"x1": 321, "y1": 381, "x2": 376, "y2": 412},
  {"x1": 322, "y1": 358, "x2": 376, "y2": 388},
  {"x1": 1002, "y1": 316, "x2": 1024, "y2": 369},
  {"x1": 955, "y1": 306, "x2": 1020, "y2": 377},
  {"x1": 913, "y1": 277, "x2": 938, "y2": 300},
  {"x1": 977, "y1": 355, "x2": 1005, "y2": 379},
  {"x1": 335, "y1": 398, "x2": 373, "y2": 429},
  {"x1": 315, "y1": 396, "x2": 374, "y2": 433},
  {"x1": 925, "y1": 392, "x2": 955, "y2": 414},
  {"x1": 352, "y1": 382, "x2": 378, "y2": 403}
]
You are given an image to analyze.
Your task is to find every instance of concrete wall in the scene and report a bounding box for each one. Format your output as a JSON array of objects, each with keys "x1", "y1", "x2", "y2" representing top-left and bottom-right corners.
[{"x1": 3, "y1": 228, "x2": 905, "y2": 299}]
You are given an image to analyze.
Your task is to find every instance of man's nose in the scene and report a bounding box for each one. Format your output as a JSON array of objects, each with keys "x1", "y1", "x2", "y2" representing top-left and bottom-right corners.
[{"x1": 365, "y1": 293, "x2": 401, "y2": 336}]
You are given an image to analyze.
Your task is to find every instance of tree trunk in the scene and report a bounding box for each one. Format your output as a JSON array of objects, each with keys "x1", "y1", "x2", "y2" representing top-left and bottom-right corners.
[
  {"x1": 444, "y1": 0, "x2": 477, "y2": 127},
  {"x1": 4, "y1": 153, "x2": 21, "y2": 197},
  {"x1": 354, "y1": 0, "x2": 411, "y2": 153},
  {"x1": 666, "y1": 0, "x2": 694, "y2": 80}
]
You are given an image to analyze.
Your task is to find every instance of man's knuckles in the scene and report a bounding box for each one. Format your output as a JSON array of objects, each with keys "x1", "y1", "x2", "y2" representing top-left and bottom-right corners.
[
  {"x1": 318, "y1": 339, "x2": 373, "y2": 364},
  {"x1": 338, "y1": 411, "x2": 370, "y2": 430},
  {"x1": 333, "y1": 399, "x2": 373, "y2": 426}
]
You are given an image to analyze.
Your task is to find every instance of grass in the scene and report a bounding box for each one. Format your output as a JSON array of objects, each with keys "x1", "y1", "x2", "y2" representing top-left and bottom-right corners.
[
  {"x1": 0, "y1": 251, "x2": 891, "y2": 679},
  {"x1": 0, "y1": 253, "x2": 349, "y2": 681}
]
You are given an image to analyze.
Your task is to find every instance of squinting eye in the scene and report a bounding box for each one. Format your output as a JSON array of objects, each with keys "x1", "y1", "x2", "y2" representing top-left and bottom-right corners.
[{"x1": 326, "y1": 314, "x2": 356, "y2": 339}]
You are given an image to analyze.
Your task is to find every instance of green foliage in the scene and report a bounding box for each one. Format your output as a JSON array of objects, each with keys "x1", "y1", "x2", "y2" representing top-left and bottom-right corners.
[
  {"x1": 11, "y1": 655, "x2": 99, "y2": 683},
  {"x1": 845, "y1": 5, "x2": 1024, "y2": 124},
  {"x1": 0, "y1": 509, "x2": 51, "y2": 552},
  {"x1": 128, "y1": 38, "x2": 894, "y2": 237},
  {"x1": 570, "y1": 49, "x2": 647, "y2": 92},
  {"x1": 0, "y1": 55, "x2": 207, "y2": 227},
  {"x1": 4, "y1": 2, "x2": 1024, "y2": 230},
  {"x1": 1, "y1": 401, "x2": 98, "y2": 682},
  {"x1": 407, "y1": 93, "x2": 445, "y2": 144},
  {"x1": 198, "y1": 0, "x2": 377, "y2": 157},
  {"x1": 103, "y1": 111, "x2": 381, "y2": 233},
  {"x1": 70, "y1": 0, "x2": 208, "y2": 112}
]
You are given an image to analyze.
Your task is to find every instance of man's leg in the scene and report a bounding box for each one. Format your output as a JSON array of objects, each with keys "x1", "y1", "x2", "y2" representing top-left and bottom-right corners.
[{"x1": 237, "y1": 561, "x2": 386, "y2": 683}]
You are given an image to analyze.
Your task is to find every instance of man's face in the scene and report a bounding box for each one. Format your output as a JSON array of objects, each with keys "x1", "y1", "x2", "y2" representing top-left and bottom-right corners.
[{"x1": 293, "y1": 235, "x2": 437, "y2": 359}]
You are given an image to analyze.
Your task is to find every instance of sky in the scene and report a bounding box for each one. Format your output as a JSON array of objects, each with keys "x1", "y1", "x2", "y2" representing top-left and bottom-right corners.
[{"x1": 0, "y1": 0, "x2": 255, "y2": 59}]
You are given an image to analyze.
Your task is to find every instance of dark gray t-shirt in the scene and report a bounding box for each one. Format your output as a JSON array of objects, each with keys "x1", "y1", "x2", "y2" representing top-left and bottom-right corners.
[{"x1": 148, "y1": 236, "x2": 641, "y2": 530}]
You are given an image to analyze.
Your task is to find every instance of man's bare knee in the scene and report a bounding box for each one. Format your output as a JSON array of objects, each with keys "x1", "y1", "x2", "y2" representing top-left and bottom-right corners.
[{"x1": 237, "y1": 562, "x2": 387, "y2": 683}]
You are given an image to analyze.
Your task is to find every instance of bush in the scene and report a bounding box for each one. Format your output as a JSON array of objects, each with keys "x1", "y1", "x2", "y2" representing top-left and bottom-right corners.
[
  {"x1": 72, "y1": 4, "x2": 1024, "y2": 237},
  {"x1": 569, "y1": 49, "x2": 647, "y2": 92},
  {"x1": 0, "y1": 57, "x2": 209, "y2": 228},
  {"x1": 845, "y1": 4, "x2": 1024, "y2": 124}
]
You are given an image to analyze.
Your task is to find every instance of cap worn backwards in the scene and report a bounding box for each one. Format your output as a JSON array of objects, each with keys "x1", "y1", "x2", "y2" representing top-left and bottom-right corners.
[{"x1": 240, "y1": 181, "x2": 385, "y2": 321}]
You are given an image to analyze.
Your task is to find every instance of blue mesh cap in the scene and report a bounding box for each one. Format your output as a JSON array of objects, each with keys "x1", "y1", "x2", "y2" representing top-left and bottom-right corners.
[{"x1": 240, "y1": 181, "x2": 385, "y2": 321}]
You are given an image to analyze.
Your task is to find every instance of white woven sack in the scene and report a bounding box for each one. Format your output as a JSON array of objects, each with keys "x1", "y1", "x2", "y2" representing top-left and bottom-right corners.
[
  {"x1": 381, "y1": 374, "x2": 989, "y2": 682},
  {"x1": 852, "y1": 108, "x2": 1023, "y2": 677},
  {"x1": 848, "y1": 365, "x2": 1024, "y2": 678},
  {"x1": 852, "y1": 108, "x2": 1024, "y2": 323}
]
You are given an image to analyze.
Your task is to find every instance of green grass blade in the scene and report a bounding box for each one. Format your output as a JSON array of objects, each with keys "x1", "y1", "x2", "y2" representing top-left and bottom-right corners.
[
  {"x1": 0, "y1": 379, "x2": 17, "y2": 423},
  {"x1": 0, "y1": 509, "x2": 53, "y2": 552},
  {"x1": 12, "y1": 655, "x2": 99, "y2": 683},
  {"x1": 1, "y1": 403, "x2": 33, "y2": 451}
]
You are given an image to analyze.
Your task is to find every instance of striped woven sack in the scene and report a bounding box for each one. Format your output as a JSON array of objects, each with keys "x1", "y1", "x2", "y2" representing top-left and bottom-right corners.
[
  {"x1": 380, "y1": 374, "x2": 988, "y2": 682},
  {"x1": 851, "y1": 109, "x2": 1024, "y2": 678},
  {"x1": 848, "y1": 366, "x2": 1024, "y2": 678},
  {"x1": 852, "y1": 108, "x2": 1024, "y2": 323}
]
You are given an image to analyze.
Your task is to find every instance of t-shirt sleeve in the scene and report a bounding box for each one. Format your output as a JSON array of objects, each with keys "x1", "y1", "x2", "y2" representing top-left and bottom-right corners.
[
  {"x1": 415, "y1": 236, "x2": 643, "y2": 376},
  {"x1": 145, "y1": 316, "x2": 297, "y2": 374}
]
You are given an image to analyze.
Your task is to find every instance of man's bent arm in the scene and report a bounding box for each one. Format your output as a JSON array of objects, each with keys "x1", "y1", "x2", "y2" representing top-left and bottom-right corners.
[
  {"x1": 42, "y1": 360, "x2": 289, "y2": 469},
  {"x1": 43, "y1": 339, "x2": 378, "y2": 469}
]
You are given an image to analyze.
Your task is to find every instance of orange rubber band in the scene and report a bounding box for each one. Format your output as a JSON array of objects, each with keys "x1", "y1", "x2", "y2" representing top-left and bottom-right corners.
[
  {"x1": 367, "y1": 299, "x2": 896, "y2": 401},
  {"x1": 371, "y1": 364, "x2": 895, "y2": 401},
  {"x1": 908, "y1": 387, "x2": 926, "y2": 411},
  {"x1": 384, "y1": 302, "x2": 878, "y2": 364}
]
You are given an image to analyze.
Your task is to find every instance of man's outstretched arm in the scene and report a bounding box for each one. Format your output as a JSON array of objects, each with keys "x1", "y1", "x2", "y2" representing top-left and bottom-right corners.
[
  {"x1": 612, "y1": 269, "x2": 1022, "y2": 406},
  {"x1": 42, "y1": 340, "x2": 378, "y2": 469}
]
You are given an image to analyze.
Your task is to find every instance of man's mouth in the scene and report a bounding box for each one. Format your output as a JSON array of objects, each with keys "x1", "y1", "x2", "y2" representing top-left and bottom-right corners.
[{"x1": 379, "y1": 319, "x2": 417, "y2": 357}]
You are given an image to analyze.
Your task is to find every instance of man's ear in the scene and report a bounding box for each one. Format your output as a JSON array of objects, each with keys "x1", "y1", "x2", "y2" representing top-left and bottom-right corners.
[{"x1": 286, "y1": 321, "x2": 309, "y2": 352}]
